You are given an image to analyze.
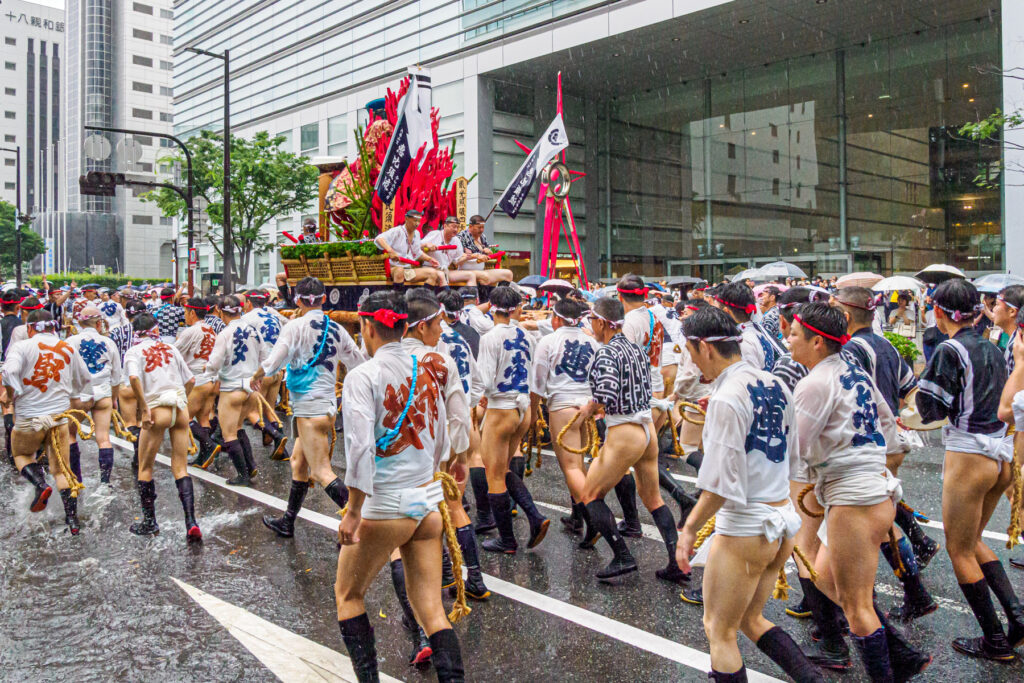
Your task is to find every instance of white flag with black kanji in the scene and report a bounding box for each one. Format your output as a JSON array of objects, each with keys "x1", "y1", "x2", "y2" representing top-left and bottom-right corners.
[
  {"x1": 375, "y1": 69, "x2": 434, "y2": 204},
  {"x1": 496, "y1": 114, "x2": 569, "y2": 219}
]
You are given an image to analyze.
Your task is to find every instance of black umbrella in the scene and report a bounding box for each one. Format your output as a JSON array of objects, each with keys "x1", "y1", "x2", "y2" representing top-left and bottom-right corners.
[
  {"x1": 662, "y1": 276, "x2": 705, "y2": 287},
  {"x1": 518, "y1": 274, "x2": 547, "y2": 287}
]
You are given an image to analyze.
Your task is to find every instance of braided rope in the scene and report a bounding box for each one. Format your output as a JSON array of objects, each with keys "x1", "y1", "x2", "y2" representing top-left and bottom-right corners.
[
  {"x1": 522, "y1": 414, "x2": 548, "y2": 476},
  {"x1": 434, "y1": 471, "x2": 471, "y2": 623},
  {"x1": 667, "y1": 409, "x2": 687, "y2": 458},
  {"x1": 253, "y1": 391, "x2": 283, "y2": 430},
  {"x1": 277, "y1": 386, "x2": 293, "y2": 416},
  {"x1": 556, "y1": 412, "x2": 599, "y2": 460},
  {"x1": 692, "y1": 515, "x2": 716, "y2": 550},
  {"x1": 111, "y1": 409, "x2": 137, "y2": 442},
  {"x1": 792, "y1": 544, "x2": 818, "y2": 581},
  {"x1": 796, "y1": 484, "x2": 823, "y2": 519},
  {"x1": 49, "y1": 410, "x2": 96, "y2": 498},
  {"x1": 677, "y1": 401, "x2": 707, "y2": 427},
  {"x1": 888, "y1": 526, "x2": 907, "y2": 578},
  {"x1": 1008, "y1": 436, "x2": 1024, "y2": 550}
]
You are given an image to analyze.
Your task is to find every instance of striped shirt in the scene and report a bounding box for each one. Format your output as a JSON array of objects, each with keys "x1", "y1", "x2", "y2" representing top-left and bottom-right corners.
[
  {"x1": 917, "y1": 327, "x2": 1006, "y2": 434},
  {"x1": 772, "y1": 352, "x2": 808, "y2": 392},
  {"x1": 588, "y1": 334, "x2": 652, "y2": 416},
  {"x1": 841, "y1": 328, "x2": 917, "y2": 414}
]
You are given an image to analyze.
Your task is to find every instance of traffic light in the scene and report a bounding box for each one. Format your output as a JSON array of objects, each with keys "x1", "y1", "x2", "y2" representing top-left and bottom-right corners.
[{"x1": 78, "y1": 171, "x2": 126, "y2": 197}]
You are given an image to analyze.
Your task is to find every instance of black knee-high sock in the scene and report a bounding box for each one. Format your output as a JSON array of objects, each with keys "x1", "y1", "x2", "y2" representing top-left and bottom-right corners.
[
  {"x1": 261, "y1": 420, "x2": 283, "y2": 439},
  {"x1": 980, "y1": 560, "x2": 1022, "y2": 617},
  {"x1": 337, "y1": 613, "x2": 379, "y2": 682},
  {"x1": 389, "y1": 558, "x2": 418, "y2": 630},
  {"x1": 880, "y1": 537, "x2": 929, "y2": 603},
  {"x1": 97, "y1": 447, "x2": 114, "y2": 470},
  {"x1": 223, "y1": 439, "x2": 246, "y2": 477},
  {"x1": 650, "y1": 504, "x2": 678, "y2": 564},
  {"x1": 505, "y1": 470, "x2": 543, "y2": 525},
  {"x1": 510, "y1": 455, "x2": 526, "y2": 480},
  {"x1": 469, "y1": 467, "x2": 492, "y2": 520},
  {"x1": 68, "y1": 441, "x2": 82, "y2": 483},
  {"x1": 614, "y1": 473, "x2": 640, "y2": 527},
  {"x1": 455, "y1": 525, "x2": 483, "y2": 582},
  {"x1": 585, "y1": 499, "x2": 632, "y2": 560},
  {"x1": 756, "y1": 626, "x2": 823, "y2": 683},
  {"x1": 960, "y1": 578, "x2": 1007, "y2": 640},
  {"x1": 237, "y1": 430, "x2": 255, "y2": 472},
  {"x1": 429, "y1": 628, "x2": 465, "y2": 683},
  {"x1": 4, "y1": 413, "x2": 12, "y2": 461},
  {"x1": 488, "y1": 492, "x2": 516, "y2": 546},
  {"x1": 800, "y1": 576, "x2": 845, "y2": 644},
  {"x1": 893, "y1": 501, "x2": 928, "y2": 546},
  {"x1": 324, "y1": 477, "x2": 349, "y2": 510}
]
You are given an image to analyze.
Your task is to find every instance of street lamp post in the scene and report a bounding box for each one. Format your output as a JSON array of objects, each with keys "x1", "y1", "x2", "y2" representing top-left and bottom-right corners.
[
  {"x1": 0, "y1": 145, "x2": 23, "y2": 286},
  {"x1": 185, "y1": 46, "x2": 232, "y2": 292},
  {"x1": 84, "y1": 125, "x2": 196, "y2": 294}
]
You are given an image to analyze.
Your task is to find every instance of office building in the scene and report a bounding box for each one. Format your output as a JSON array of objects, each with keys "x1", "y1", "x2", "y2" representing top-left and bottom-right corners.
[
  {"x1": 173, "y1": 0, "x2": 1019, "y2": 283},
  {"x1": 62, "y1": 0, "x2": 177, "y2": 277}
]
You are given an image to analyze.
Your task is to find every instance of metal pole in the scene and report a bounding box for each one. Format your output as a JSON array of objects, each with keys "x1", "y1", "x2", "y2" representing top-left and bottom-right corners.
[
  {"x1": 15, "y1": 147, "x2": 21, "y2": 287},
  {"x1": 222, "y1": 49, "x2": 232, "y2": 293},
  {"x1": 836, "y1": 49, "x2": 848, "y2": 252}
]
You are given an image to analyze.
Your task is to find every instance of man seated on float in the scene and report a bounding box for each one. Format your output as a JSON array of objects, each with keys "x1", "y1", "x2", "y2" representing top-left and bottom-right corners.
[
  {"x1": 457, "y1": 215, "x2": 513, "y2": 285},
  {"x1": 374, "y1": 209, "x2": 444, "y2": 286},
  {"x1": 423, "y1": 216, "x2": 478, "y2": 287}
]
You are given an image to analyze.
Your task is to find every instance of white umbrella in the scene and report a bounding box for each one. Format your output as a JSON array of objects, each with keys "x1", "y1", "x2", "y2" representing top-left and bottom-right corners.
[
  {"x1": 759, "y1": 261, "x2": 808, "y2": 279},
  {"x1": 537, "y1": 278, "x2": 576, "y2": 295},
  {"x1": 872, "y1": 276, "x2": 925, "y2": 292},
  {"x1": 973, "y1": 273, "x2": 1024, "y2": 294},
  {"x1": 731, "y1": 267, "x2": 764, "y2": 282},
  {"x1": 835, "y1": 272, "x2": 884, "y2": 289},
  {"x1": 914, "y1": 264, "x2": 965, "y2": 284}
]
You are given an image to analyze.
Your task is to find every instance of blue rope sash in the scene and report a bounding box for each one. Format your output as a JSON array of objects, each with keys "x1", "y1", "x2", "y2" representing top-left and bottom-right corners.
[
  {"x1": 376, "y1": 355, "x2": 418, "y2": 453},
  {"x1": 285, "y1": 316, "x2": 330, "y2": 394}
]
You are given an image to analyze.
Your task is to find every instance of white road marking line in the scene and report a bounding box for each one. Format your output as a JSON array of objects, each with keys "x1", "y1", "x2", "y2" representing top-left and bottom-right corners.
[
  {"x1": 115, "y1": 437, "x2": 783, "y2": 682},
  {"x1": 172, "y1": 577, "x2": 401, "y2": 683}
]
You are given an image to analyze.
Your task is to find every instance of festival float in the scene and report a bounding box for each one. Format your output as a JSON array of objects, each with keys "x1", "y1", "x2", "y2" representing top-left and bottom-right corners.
[{"x1": 279, "y1": 73, "x2": 508, "y2": 312}]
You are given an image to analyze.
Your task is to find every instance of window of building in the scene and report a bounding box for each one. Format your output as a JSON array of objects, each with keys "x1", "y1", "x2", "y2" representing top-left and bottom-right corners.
[
  {"x1": 132, "y1": 108, "x2": 153, "y2": 120},
  {"x1": 4, "y1": 111, "x2": 14, "y2": 120},
  {"x1": 3, "y1": 134, "x2": 14, "y2": 143},
  {"x1": 795, "y1": 130, "x2": 800, "y2": 144},
  {"x1": 4, "y1": 182, "x2": 14, "y2": 190},
  {"x1": 4, "y1": 62, "x2": 15, "y2": 71},
  {"x1": 159, "y1": 60, "x2": 173, "y2": 71},
  {"x1": 160, "y1": 8, "x2": 173, "y2": 19},
  {"x1": 132, "y1": 55, "x2": 153, "y2": 67},
  {"x1": 132, "y1": 81, "x2": 153, "y2": 93},
  {"x1": 772, "y1": 178, "x2": 780, "y2": 196},
  {"x1": 159, "y1": 138, "x2": 173, "y2": 147},
  {"x1": 133, "y1": 29, "x2": 153, "y2": 41},
  {"x1": 160, "y1": 86, "x2": 173, "y2": 97},
  {"x1": 158, "y1": 163, "x2": 173, "y2": 174},
  {"x1": 772, "y1": 149, "x2": 780, "y2": 164},
  {"x1": 132, "y1": 214, "x2": 153, "y2": 225},
  {"x1": 727, "y1": 142, "x2": 736, "y2": 159},
  {"x1": 300, "y1": 123, "x2": 319, "y2": 154},
  {"x1": 135, "y1": 135, "x2": 153, "y2": 146},
  {"x1": 133, "y1": 2, "x2": 153, "y2": 14},
  {"x1": 727, "y1": 174, "x2": 736, "y2": 196},
  {"x1": 160, "y1": 216, "x2": 173, "y2": 226},
  {"x1": 4, "y1": 88, "x2": 14, "y2": 96},
  {"x1": 4, "y1": 38, "x2": 15, "y2": 46},
  {"x1": 131, "y1": 186, "x2": 149, "y2": 197},
  {"x1": 796, "y1": 155, "x2": 801, "y2": 170},
  {"x1": 277, "y1": 130, "x2": 293, "y2": 152},
  {"x1": 770, "y1": 123, "x2": 778, "y2": 137},
  {"x1": 4, "y1": 158, "x2": 15, "y2": 166},
  {"x1": 327, "y1": 116, "x2": 347, "y2": 157},
  {"x1": 160, "y1": 35, "x2": 172, "y2": 45},
  {"x1": 159, "y1": 112, "x2": 172, "y2": 122},
  {"x1": 138, "y1": 162, "x2": 153, "y2": 172}
]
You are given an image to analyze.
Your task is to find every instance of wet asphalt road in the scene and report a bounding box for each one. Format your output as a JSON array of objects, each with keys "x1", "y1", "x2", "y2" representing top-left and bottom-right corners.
[{"x1": 1, "y1": 426, "x2": 1023, "y2": 682}]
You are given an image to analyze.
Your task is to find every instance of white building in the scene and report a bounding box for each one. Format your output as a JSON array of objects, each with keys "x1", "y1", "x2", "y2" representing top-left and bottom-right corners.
[
  {"x1": 61, "y1": 0, "x2": 177, "y2": 278},
  {"x1": 173, "y1": 0, "x2": 1018, "y2": 283},
  {"x1": 0, "y1": 0, "x2": 64, "y2": 217}
]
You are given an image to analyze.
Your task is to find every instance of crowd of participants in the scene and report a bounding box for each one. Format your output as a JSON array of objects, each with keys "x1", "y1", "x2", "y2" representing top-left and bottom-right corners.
[{"x1": 3, "y1": 265, "x2": 1024, "y2": 683}]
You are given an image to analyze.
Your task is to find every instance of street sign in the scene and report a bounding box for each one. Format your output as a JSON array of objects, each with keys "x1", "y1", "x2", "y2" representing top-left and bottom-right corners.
[{"x1": 83, "y1": 134, "x2": 112, "y2": 161}]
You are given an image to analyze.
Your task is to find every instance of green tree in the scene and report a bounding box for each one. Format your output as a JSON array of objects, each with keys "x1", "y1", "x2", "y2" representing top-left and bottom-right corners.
[
  {"x1": 958, "y1": 108, "x2": 1020, "y2": 189},
  {"x1": 143, "y1": 130, "x2": 318, "y2": 282},
  {"x1": 0, "y1": 200, "x2": 47, "y2": 280}
]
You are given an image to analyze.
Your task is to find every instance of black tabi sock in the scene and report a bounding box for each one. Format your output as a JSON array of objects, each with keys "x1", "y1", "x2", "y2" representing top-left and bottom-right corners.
[
  {"x1": 893, "y1": 501, "x2": 927, "y2": 545},
  {"x1": 709, "y1": 666, "x2": 747, "y2": 682},
  {"x1": 960, "y1": 578, "x2": 1006, "y2": 640},
  {"x1": 469, "y1": 467, "x2": 492, "y2": 520},
  {"x1": 428, "y1": 628, "x2": 465, "y2": 683},
  {"x1": 585, "y1": 498, "x2": 631, "y2": 559},
  {"x1": 324, "y1": 477, "x2": 349, "y2": 510},
  {"x1": 650, "y1": 504, "x2": 678, "y2": 564},
  {"x1": 284, "y1": 480, "x2": 310, "y2": 519},
  {"x1": 613, "y1": 473, "x2": 640, "y2": 527},
  {"x1": 389, "y1": 558, "x2": 418, "y2": 630},
  {"x1": 337, "y1": 612, "x2": 379, "y2": 683},
  {"x1": 456, "y1": 525, "x2": 483, "y2": 579},
  {"x1": 756, "y1": 626, "x2": 823, "y2": 683},
  {"x1": 97, "y1": 447, "x2": 114, "y2": 470},
  {"x1": 850, "y1": 628, "x2": 892, "y2": 683},
  {"x1": 980, "y1": 560, "x2": 1022, "y2": 616},
  {"x1": 237, "y1": 430, "x2": 255, "y2": 471},
  {"x1": 799, "y1": 576, "x2": 843, "y2": 640},
  {"x1": 880, "y1": 537, "x2": 929, "y2": 603},
  {"x1": 504, "y1": 470, "x2": 543, "y2": 525},
  {"x1": 510, "y1": 455, "x2": 526, "y2": 481},
  {"x1": 223, "y1": 440, "x2": 246, "y2": 477},
  {"x1": 261, "y1": 420, "x2": 283, "y2": 439},
  {"x1": 19, "y1": 461, "x2": 48, "y2": 489},
  {"x1": 175, "y1": 475, "x2": 198, "y2": 528},
  {"x1": 3, "y1": 413, "x2": 13, "y2": 433},
  {"x1": 136, "y1": 478, "x2": 157, "y2": 517},
  {"x1": 488, "y1": 492, "x2": 516, "y2": 546},
  {"x1": 68, "y1": 441, "x2": 82, "y2": 483},
  {"x1": 189, "y1": 421, "x2": 211, "y2": 450}
]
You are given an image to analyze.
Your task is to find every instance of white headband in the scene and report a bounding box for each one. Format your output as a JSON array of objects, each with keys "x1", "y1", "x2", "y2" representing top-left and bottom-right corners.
[
  {"x1": 32, "y1": 320, "x2": 59, "y2": 332},
  {"x1": 686, "y1": 334, "x2": 742, "y2": 343},
  {"x1": 589, "y1": 312, "x2": 623, "y2": 329}
]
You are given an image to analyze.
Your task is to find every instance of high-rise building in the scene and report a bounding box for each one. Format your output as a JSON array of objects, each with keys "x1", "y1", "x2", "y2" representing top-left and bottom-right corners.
[
  {"x1": 61, "y1": 0, "x2": 177, "y2": 278},
  {"x1": 173, "y1": 0, "x2": 1019, "y2": 282},
  {"x1": 0, "y1": 1, "x2": 63, "y2": 216}
]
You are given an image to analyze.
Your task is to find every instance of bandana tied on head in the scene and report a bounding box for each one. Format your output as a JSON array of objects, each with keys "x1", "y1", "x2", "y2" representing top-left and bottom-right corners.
[
  {"x1": 77, "y1": 306, "x2": 103, "y2": 322},
  {"x1": 713, "y1": 296, "x2": 756, "y2": 316},
  {"x1": 686, "y1": 334, "x2": 742, "y2": 343},
  {"x1": 590, "y1": 312, "x2": 623, "y2": 329},
  {"x1": 794, "y1": 314, "x2": 850, "y2": 345},
  {"x1": 934, "y1": 303, "x2": 979, "y2": 323},
  {"x1": 219, "y1": 305, "x2": 243, "y2": 315},
  {"x1": 359, "y1": 308, "x2": 407, "y2": 328},
  {"x1": 553, "y1": 311, "x2": 583, "y2": 326},
  {"x1": 617, "y1": 286, "x2": 649, "y2": 296},
  {"x1": 31, "y1": 320, "x2": 60, "y2": 332},
  {"x1": 297, "y1": 293, "x2": 325, "y2": 307}
]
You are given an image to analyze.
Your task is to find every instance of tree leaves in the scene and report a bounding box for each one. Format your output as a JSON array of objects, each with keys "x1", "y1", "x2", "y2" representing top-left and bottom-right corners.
[{"x1": 0, "y1": 201, "x2": 47, "y2": 278}]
